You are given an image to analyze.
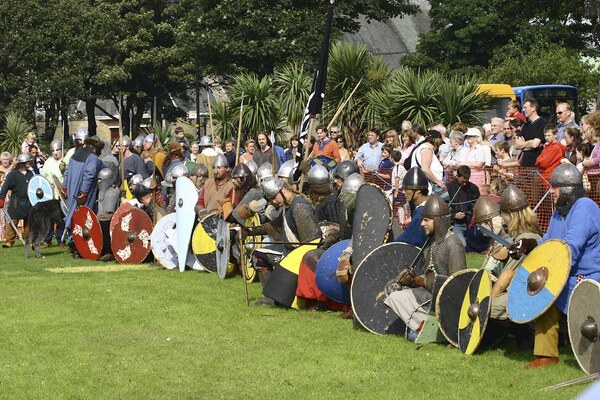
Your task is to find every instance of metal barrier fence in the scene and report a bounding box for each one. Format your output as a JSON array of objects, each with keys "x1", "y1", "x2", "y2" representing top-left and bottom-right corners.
[{"x1": 363, "y1": 166, "x2": 600, "y2": 233}]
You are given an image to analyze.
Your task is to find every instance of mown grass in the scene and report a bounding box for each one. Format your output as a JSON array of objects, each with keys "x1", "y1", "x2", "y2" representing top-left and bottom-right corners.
[{"x1": 0, "y1": 245, "x2": 589, "y2": 399}]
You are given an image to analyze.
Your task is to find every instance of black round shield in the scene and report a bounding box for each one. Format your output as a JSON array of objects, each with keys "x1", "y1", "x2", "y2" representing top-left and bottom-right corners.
[
  {"x1": 351, "y1": 183, "x2": 392, "y2": 268},
  {"x1": 350, "y1": 242, "x2": 421, "y2": 335},
  {"x1": 458, "y1": 269, "x2": 492, "y2": 355},
  {"x1": 568, "y1": 279, "x2": 600, "y2": 374},
  {"x1": 436, "y1": 269, "x2": 477, "y2": 347}
]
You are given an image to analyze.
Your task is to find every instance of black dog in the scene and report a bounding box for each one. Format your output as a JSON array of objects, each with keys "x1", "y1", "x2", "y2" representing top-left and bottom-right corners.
[{"x1": 26, "y1": 199, "x2": 64, "y2": 258}]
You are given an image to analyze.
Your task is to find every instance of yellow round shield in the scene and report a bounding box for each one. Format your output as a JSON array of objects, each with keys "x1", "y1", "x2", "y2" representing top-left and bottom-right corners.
[
  {"x1": 507, "y1": 239, "x2": 571, "y2": 324},
  {"x1": 458, "y1": 269, "x2": 492, "y2": 355}
]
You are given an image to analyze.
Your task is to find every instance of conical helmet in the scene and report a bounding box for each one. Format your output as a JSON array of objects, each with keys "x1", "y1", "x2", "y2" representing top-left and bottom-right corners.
[
  {"x1": 306, "y1": 164, "x2": 330, "y2": 185},
  {"x1": 277, "y1": 160, "x2": 296, "y2": 179},
  {"x1": 98, "y1": 168, "x2": 115, "y2": 190},
  {"x1": 257, "y1": 163, "x2": 273, "y2": 183},
  {"x1": 245, "y1": 160, "x2": 258, "y2": 175},
  {"x1": 198, "y1": 135, "x2": 212, "y2": 147},
  {"x1": 171, "y1": 163, "x2": 189, "y2": 179},
  {"x1": 334, "y1": 160, "x2": 359, "y2": 180},
  {"x1": 402, "y1": 167, "x2": 429, "y2": 190},
  {"x1": 190, "y1": 163, "x2": 208, "y2": 178},
  {"x1": 74, "y1": 127, "x2": 88, "y2": 141},
  {"x1": 129, "y1": 174, "x2": 144, "y2": 186},
  {"x1": 213, "y1": 154, "x2": 229, "y2": 169},
  {"x1": 232, "y1": 163, "x2": 252, "y2": 179},
  {"x1": 16, "y1": 153, "x2": 32, "y2": 164},
  {"x1": 422, "y1": 194, "x2": 450, "y2": 218},
  {"x1": 261, "y1": 176, "x2": 284, "y2": 200},
  {"x1": 549, "y1": 163, "x2": 583, "y2": 188},
  {"x1": 473, "y1": 195, "x2": 500, "y2": 224},
  {"x1": 340, "y1": 173, "x2": 364, "y2": 195},
  {"x1": 500, "y1": 184, "x2": 529, "y2": 212},
  {"x1": 50, "y1": 139, "x2": 62, "y2": 151},
  {"x1": 133, "y1": 134, "x2": 145, "y2": 149},
  {"x1": 121, "y1": 135, "x2": 132, "y2": 148},
  {"x1": 144, "y1": 133, "x2": 156, "y2": 145}
]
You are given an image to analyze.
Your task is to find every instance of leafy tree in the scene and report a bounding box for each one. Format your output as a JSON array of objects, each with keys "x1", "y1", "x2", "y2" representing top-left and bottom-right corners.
[
  {"x1": 1, "y1": 111, "x2": 32, "y2": 156},
  {"x1": 401, "y1": 0, "x2": 595, "y2": 74},
  {"x1": 272, "y1": 62, "x2": 312, "y2": 135},
  {"x1": 485, "y1": 44, "x2": 600, "y2": 111},
  {"x1": 175, "y1": 0, "x2": 418, "y2": 76}
]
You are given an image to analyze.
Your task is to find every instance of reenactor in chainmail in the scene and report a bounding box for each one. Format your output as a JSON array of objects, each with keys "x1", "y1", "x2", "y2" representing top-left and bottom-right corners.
[
  {"x1": 384, "y1": 194, "x2": 466, "y2": 341},
  {"x1": 164, "y1": 162, "x2": 191, "y2": 214},
  {"x1": 96, "y1": 168, "x2": 120, "y2": 262},
  {"x1": 306, "y1": 164, "x2": 339, "y2": 224},
  {"x1": 225, "y1": 163, "x2": 264, "y2": 226},
  {"x1": 243, "y1": 176, "x2": 321, "y2": 306}
]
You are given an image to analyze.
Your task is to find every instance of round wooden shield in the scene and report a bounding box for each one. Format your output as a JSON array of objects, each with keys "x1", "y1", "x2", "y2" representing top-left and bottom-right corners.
[
  {"x1": 111, "y1": 207, "x2": 153, "y2": 264},
  {"x1": 192, "y1": 213, "x2": 219, "y2": 272},
  {"x1": 310, "y1": 155, "x2": 337, "y2": 172},
  {"x1": 71, "y1": 206, "x2": 103, "y2": 260},
  {"x1": 458, "y1": 269, "x2": 492, "y2": 355},
  {"x1": 351, "y1": 183, "x2": 392, "y2": 268},
  {"x1": 151, "y1": 213, "x2": 178, "y2": 270},
  {"x1": 568, "y1": 279, "x2": 600, "y2": 374},
  {"x1": 263, "y1": 239, "x2": 320, "y2": 309},
  {"x1": 436, "y1": 269, "x2": 477, "y2": 347},
  {"x1": 350, "y1": 242, "x2": 422, "y2": 335},
  {"x1": 110, "y1": 203, "x2": 133, "y2": 238},
  {"x1": 507, "y1": 239, "x2": 571, "y2": 324},
  {"x1": 28, "y1": 175, "x2": 53, "y2": 205},
  {"x1": 216, "y1": 218, "x2": 231, "y2": 279},
  {"x1": 315, "y1": 239, "x2": 351, "y2": 305}
]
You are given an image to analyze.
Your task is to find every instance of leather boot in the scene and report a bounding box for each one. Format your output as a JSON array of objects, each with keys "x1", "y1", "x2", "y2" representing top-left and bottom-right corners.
[
  {"x1": 68, "y1": 240, "x2": 81, "y2": 259},
  {"x1": 251, "y1": 269, "x2": 274, "y2": 306}
]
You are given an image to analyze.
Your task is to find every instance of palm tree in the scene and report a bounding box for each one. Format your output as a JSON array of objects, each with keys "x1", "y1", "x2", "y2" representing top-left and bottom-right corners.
[
  {"x1": 212, "y1": 100, "x2": 237, "y2": 141},
  {"x1": 435, "y1": 75, "x2": 491, "y2": 126},
  {"x1": 273, "y1": 62, "x2": 312, "y2": 135},
  {"x1": 1, "y1": 111, "x2": 32, "y2": 156}
]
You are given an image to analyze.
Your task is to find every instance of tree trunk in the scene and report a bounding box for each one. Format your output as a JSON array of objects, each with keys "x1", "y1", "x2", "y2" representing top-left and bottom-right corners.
[
  {"x1": 85, "y1": 97, "x2": 97, "y2": 137},
  {"x1": 61, "y1": 98, "x2": 70, "y2": 144},
  {"x1": 133, "y1": 99, "x2": 145, "y2": 137}
]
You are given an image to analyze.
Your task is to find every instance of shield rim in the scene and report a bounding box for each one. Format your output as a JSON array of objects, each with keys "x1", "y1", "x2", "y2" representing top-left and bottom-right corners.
[
  {"x1": 507, "y1": 239, "x2": 571, "y2": 323},
  {"x1": 192, "y1": 213, "x2": 219, "y2": 272},
  {"x1": 350, "y1": 241, "x2": 421, "y2": 335},
  {"x1": 175, "y1": 176, "x2": 197, "y2": 272},
  {"x1": 435, "y1": 269, "x2": 478, "y2": 347},
  {"x1": 458, "y1": 268, "x2": 492, "y2": 355},
  {"x1": 568, "y1": 279, "x2": 600, "y2": 375},
  {"x1": 315, "y1": 239, "x2": 352, "y2": 305}
]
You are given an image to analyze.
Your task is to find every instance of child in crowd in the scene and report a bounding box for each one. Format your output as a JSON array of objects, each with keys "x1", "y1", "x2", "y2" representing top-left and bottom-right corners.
[
  {"x1": 576, "y1": 143, "x2": 592, "y2": 192},
  {"x1": 377, "y1": 144, "x2": 394, "y2": 193},
  {"x1": 506, "y1": 100, "x2": 526, "y2": 123},
  {"x1": 493, "y1": 140, "x2": 516, "y2": 181},
  {"x1": 390, "y1": 150, "x2": 408, "y2": 224}
]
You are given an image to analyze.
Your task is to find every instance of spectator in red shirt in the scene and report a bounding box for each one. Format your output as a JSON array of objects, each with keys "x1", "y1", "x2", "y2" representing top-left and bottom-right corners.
[
  {"x1": 536, "y1": 124, "x2": 567, "y2": 187},
  {"x1": 311, "y1": 124, "x2": 340, "y2": 163}
]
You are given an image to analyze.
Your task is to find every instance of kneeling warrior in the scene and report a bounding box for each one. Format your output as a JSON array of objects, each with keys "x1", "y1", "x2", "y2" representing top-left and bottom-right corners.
[{"x1": 384, "y1": 194, "x2": 466, "y2": 340}]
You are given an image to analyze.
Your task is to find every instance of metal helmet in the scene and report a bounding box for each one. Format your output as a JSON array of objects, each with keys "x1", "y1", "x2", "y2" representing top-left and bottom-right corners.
[
  {"x1": 74, "y1": 127, "x2": 88, "y2": 141},
  {"x1": 500, "y1": 184, "x2": 529, "y2": 212},
  {"x1": 190, "y1": 163, "x2": 209, "y2": 178},
  {"x1": 16, "y1": 153, "x2": 32, "y2": 164},
  {"x1": 422, "y1": 194, "x2": 450, "y2": 218},
  {"x1": 257, "y1": 163, "x2": 273, "y2": 183},
  {"x1": 141, "y1": 177, "x2": 157, "y2": 190},
  {"x1": 198, "y1": 135, "x2": 212, "y2": 147},
  {"x1": 129, "y1": 174, "x2": 144, "y2": 186},
  {"x1": 98, "y1": 168, "x2": 115, "y2": 190},
  {"x1": 340, "y1": 173, "x2": 364, "y2": 195},
  {"x1": 232, "y1": 163, "x2": 252, "y2": 179},
  {"x1": 245, "y1": 160, "x2": 258, "y2": 175},
  {"x1": 549, "y1": 163, "x2": 585, "y2": 211},
  {"x1": 261, "y1": 176, "x2": 284, "y2": 201},
  {"x1": 132, "y1": 183, "x2": 150, "y2": 199},
  {"x1": 213, "y1": 154, "x2": 229, "y2": 169},
  {"x1": 171, "y1": 163, "x2": 189, "y2": 179},
  {"x1": 306, "y1": 164, "x2": 330, "y2": 185},
  {"x1": 133, "y1": 134, "x2": 145, "y2": 149},
  {"x1": 473, "y1": 195, "x2": 500, "y2": 224},
  {"x1": 550, "y1": 163, "x2": 583, "y2": 188},
  {"x1": 50, "y1": 139, "x2": 62, "y2": 151},
  {"x1": 277, "y1": 160, "x2": 296, "y2": 179},
  {"x1": 334, "y1": 160, "x2": 359, "y2": 180},
  {"x1": 121, "y1": 135, "x2": 132, "y2": 148},
  {"x1": 402, "y1": 167, "x2": 429, "y2": 190},
  {"x1": 144, "y1": 133, "x2": 156, "y2": 145},
  {"x1": 161, "y1": 171, "x2": 174, "y2": 188}
]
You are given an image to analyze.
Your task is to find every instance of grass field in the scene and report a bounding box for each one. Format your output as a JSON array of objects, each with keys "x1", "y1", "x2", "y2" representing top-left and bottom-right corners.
[{"x1": 0, "y1": 245, "x2": 591, "y2": 399}]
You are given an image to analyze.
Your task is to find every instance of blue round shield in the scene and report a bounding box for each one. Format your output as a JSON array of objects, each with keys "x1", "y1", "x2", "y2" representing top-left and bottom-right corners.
[
  {"x1": 315, "y1": 239, "x2": 351, "y2": 305},
  {"x1": 27, "y1": 175, "x2": 53, "y2": 205}
]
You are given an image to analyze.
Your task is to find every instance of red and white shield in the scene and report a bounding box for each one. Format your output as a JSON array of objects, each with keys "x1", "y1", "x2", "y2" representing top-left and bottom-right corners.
[
  {"x1": 111, "y1": 207, "x2": 153, "y2": 264},
  {"x1": 72, "y1": 206, "x2": 103, "y2": 260}
]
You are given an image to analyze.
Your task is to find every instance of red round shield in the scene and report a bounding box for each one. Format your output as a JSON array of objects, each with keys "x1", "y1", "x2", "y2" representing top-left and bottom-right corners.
[
  {"x1": 71, "y1": 206, "x2": 103, "y2": 260},
  {"x1": 111, "y1": 207, "x2": 153, "y2": 264},
  {"x1": 110, "y1": 202, "x2": 133, "y2": 238}
]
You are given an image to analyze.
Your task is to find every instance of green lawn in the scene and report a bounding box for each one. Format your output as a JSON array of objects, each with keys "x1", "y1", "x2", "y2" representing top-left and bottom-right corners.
[{"x1": 0, "y1": 246, "x2": 590, "y2": 399}]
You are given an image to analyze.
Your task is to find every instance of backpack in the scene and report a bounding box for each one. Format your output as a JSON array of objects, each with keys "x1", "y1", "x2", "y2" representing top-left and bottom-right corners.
[{"x1": 403, "y1": 141, "x2": 425, "y2": 170}]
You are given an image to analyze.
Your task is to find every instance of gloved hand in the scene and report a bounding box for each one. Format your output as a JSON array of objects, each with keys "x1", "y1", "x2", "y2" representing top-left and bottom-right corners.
[
  {"x1": 320, "y1": 234, "x2": 336, "y2": 250},
  {"x1": 76, "y1": 192, "x2": 88, "y2": 205},
  {"x1": 336, "y1": 259, "x2": 351, "y2": 285},
  {"x1": 0, "y1": 198, "x2": 5, "y2": 208},
  {"x1": 509, "y1": 238, "x2": 538, "y2": 260},
  {"x1": 397, "y1": 268, "x2": 415, "y2": 287},
  {"x1": 59, "y1": 161, "x2": 66, "y2": 173},
  {"x1": 384, "y1": 280, "x2": 402, "y2": 297},
  {"x1": 413, "y1": 275, "x2": 426, "y2": 288}
]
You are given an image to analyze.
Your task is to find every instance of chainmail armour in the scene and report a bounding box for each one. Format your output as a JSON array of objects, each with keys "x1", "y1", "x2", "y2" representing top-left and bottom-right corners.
[
  {"x1": 289, "y1": 198, "x2": 321, "y2": 245},
  {"x1": 232, "y1": 186, "x2": 264, "y2": 225},
  {"x1": 97, "y1": 186, "x2": 120, "y2": 219}
]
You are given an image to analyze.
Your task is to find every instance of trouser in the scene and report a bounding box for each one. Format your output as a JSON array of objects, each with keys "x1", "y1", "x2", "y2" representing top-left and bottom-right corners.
[
  {"x1": 384, "y1": 287, "x2": 431, "y2": 332},
  {"x1": 5, "y1": 219, "x2": 28, "y2": 245},
  {"x1": 44, "y1": 221, "x2": 65, "y2": 245},
  {"x1": 534, "y1": 305, "x2": 561, "y2": 358}
]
